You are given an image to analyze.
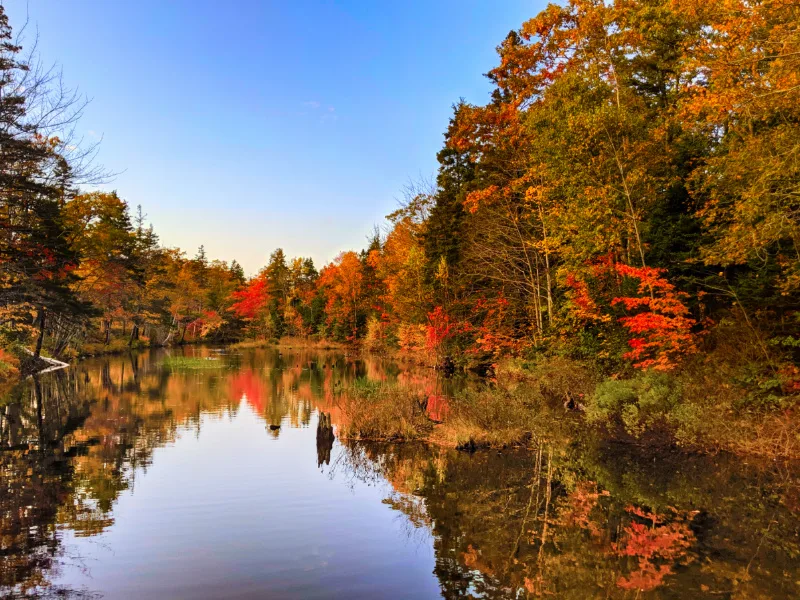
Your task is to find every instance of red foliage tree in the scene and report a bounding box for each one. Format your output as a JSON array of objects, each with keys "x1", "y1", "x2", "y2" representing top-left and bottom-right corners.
[
  {"x1": 611, "y1": 264, "x2": 698, "y2": 371},
  {"x1": 230, "y1": 277, "x2": 273, "y2": 339},
  {"x1": 230, "y1": 278, "x2": 270, "y2": 321},
  {"x1": 565, "y1": 259, "x2": 698, "y2": 371},
  {"x1": 425, "y1": 305, "x2": 454, "y2": 356}
]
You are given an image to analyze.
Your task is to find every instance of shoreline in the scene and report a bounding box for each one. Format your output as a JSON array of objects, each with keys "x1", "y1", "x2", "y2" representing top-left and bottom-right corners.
[{"x1": 6, "y1": 342, "x2": 799, "y2": 461}]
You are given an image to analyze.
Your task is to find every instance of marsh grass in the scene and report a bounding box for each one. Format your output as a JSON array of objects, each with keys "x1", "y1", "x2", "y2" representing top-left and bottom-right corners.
[
  {"x1": 228, "y1": 339, "x2": 278, "y2": 350},
  {"x1": 339, "y1": 376, "x2": 576, "y2": 449},
  {"x1": 338, "y1": 380, "x2": 434, "y2": 442},
  {"x1": 230, "y1": 336, "x2": 347, "y2": 351},
  {"x1": 162, "y1": 356, "x2": 227, "y2": 370}
]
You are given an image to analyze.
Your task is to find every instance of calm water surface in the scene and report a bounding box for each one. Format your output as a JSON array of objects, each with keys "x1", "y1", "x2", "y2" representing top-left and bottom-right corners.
[{"x1": 1, "y1": 347, "x2": 799, "y2": 599}]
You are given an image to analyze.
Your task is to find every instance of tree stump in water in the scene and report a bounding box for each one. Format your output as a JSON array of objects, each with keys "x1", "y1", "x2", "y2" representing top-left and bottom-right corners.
[{"x1": 316, "y1": 411, "x2": 335, "y2": 467}]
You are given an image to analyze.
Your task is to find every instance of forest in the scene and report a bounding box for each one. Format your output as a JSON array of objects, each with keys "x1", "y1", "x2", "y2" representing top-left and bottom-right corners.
[{"x1": 1, "y1": 1, "x2": 799, "y2": 453}]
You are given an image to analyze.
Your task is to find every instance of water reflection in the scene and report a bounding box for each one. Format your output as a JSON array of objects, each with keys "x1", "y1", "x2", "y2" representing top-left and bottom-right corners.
[
  {"x1": 316, "y1": 412, "x2": 335, "y2": 467},
  {"x1": 334, "y1": 441, "x2": 800, "y2": 599},
  {"x1": 0, "y1": 347, "x2": 798, "y2": 599}
]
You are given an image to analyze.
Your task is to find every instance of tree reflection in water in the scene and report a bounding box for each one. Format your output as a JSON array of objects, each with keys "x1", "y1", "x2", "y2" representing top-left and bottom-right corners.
[
  {"x1": 333, "y1": 440, "x2": 800, "y2": 599},
  {"x1": 0, "y1": 347, "x2": 798, "y2": 599},
  {"x1": 0, "y1": 371, "x2": 100, "y2": 598}
]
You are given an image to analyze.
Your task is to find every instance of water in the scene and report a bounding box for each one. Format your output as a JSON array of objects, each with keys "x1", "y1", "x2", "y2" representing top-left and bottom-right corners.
[{"x1": 1, "y1": 347, "x2": 799, "y2": 599}]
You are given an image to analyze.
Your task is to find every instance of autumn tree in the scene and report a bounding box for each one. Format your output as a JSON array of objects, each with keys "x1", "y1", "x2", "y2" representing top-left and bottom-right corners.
[
  {"x1": 318, "y1": 251, "x2": 366, "y2": 341},
  {"x1": 63, "y1": 192, "x2": 141, "y2": 347},
  {"x1": 0, "y1": 7, "x2": 94, "y2": 358}
]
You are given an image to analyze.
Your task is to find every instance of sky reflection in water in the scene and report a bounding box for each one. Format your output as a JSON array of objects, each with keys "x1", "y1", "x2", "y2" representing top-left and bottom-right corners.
[{"x1": 1, "y1": 347, "x2": 799, "y2": 599}]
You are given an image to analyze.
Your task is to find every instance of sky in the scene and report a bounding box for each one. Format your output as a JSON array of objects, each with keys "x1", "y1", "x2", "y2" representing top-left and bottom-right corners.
[{"x1": 5, "y1": 0, "x2": 541, "y2": 275}]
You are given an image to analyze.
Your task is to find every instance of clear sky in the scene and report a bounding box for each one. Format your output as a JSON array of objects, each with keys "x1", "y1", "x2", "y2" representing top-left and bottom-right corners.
[{"x1": 6, "y1": 0, "x2": 541, "y2": 275}]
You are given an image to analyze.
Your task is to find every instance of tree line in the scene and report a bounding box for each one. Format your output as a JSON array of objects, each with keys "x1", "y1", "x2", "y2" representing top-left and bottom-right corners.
[{"x1": 1, "y1": 1, "x2": 798, "y2": 389}]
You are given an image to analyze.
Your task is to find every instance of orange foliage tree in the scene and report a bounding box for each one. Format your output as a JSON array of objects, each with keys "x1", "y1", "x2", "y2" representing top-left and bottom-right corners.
[{"x1": 317, "y1": 251, "x2": 365, "y2": 341}]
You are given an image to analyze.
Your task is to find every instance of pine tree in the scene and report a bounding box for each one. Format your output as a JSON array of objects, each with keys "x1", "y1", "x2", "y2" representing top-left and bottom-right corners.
[
  {"x1": 423, "y1": 104, "x2": 475, "y2": 286},
  {"x1": 0, "y1": 7, "x2": 92, "y2": 357}
]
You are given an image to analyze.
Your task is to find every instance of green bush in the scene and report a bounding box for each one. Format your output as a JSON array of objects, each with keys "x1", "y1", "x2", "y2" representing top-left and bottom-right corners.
[
  {"x1": 731, "y1": 364, "x2": 787, "y2": 412},
  {"x1": 587, "y1": 372, "x2": 684, "y2": 438}
]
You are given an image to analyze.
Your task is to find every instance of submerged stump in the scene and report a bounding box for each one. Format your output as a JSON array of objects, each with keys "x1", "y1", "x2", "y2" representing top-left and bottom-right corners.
[{"x1": 316, "y1": 411, "x2": 335, "y2": 467}]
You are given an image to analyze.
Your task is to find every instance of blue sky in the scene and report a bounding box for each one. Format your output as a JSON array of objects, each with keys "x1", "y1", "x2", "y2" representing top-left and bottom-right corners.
[{"x1": 7, "y1": 1, "x2": 541, "y2": 274}]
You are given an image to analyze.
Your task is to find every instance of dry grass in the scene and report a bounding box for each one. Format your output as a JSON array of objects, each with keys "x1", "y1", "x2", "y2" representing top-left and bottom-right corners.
[
  {"x1": 496, "y1": 355, "x2": 598, "y2": 404},
  {"x1": 713, "y1": 411, "x2": 800, "y2": 458},
  {"x1": 339, "y1": 377, "x2": 577, "y2": 450},
  {"x1": 431, "y1": 384, "x2": 576, "y2": 449},
  {"x1": 668, "y1": 318, "x2": 800, "y2": 459},
  {"x1": 276, "y1": 336, "x2": 347, "y2": 350},
  {"x1": 340, "y1": 339, "x2": 800, "y2": 459},
  {"x1": 230, "y1": 336, "x2": 347, "y2": 351},
  {"x1": 338, "y1": 380, "x2": 433, "y2": 442},
  {"x1": 78, "y1": 338, "x2": 149, "y2": 357},
  {"x1": 228, "y1": 339, "x2": 277, "y2": 350}
]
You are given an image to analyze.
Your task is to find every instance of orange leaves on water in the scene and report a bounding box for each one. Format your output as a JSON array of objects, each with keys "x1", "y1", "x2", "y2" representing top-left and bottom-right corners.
[
  {"x1": 228, "y1": 370, "x2": 267, "y2": 414},
  {"x1": 425, "y1": 394, "x2": 450, "y2": 422},
  {"x1": 558, "y1": 483, "x2": 696, "y2": 594},
  {"x1": 561, "y1": 481, "x2": 609, "y2": 540}
]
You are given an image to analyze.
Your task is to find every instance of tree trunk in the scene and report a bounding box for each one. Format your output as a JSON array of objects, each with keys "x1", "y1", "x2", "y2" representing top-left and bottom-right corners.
[
  {"x1": 128, "y1": 323, "x2": 139, "y2": 347},
  {"x1": 34, "y1": 375, "x2": 44, "y2": 447},
  {"x1": 537, "y1": 202, "x2": 554, "y2": 323},
  {"x1": 34, "y1": 307, "x2": 46, "y2": 359}
]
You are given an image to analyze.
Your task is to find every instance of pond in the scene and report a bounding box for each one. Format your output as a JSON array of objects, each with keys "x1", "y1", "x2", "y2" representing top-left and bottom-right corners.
[{"x1": 1, "y1": 347, "x2": 799, "y2": 599}]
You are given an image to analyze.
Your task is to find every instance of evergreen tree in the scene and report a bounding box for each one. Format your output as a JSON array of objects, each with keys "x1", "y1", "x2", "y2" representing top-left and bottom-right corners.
[
  {"x1": 424, "y1": 103, "x2": 475, "y2": 286},
  {"x1": 229, "y1": 259, "x2": 246, "y2": 284},
  {"x1": 0, "y1": 7, "x2": 92, "y2": 357}
]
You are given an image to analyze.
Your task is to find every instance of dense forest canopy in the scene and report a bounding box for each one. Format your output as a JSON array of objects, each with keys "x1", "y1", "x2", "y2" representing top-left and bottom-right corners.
[{"x1": 1, "y1": 0, "x2": 798, "y2": 396}]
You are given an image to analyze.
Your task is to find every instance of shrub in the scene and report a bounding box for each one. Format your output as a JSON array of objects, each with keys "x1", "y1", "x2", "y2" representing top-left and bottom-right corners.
[{"x1": 587, "y1": 372, "x2": 683, "y2": 438}]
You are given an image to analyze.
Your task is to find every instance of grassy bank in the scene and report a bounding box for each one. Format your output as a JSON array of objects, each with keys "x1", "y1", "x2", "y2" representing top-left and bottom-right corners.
[
  {"x1": 338, "y1": 358, "x2": 589, "y2": 450},
  {"x1": 76, "y1": 338, "x2": 152, "y2": 358},
  {"x1": 338, "y1": 381, "x2": 577, "y2": 450},
  {"x1": 339, "y1": 352, "x2": 800, "y2": 459},
  {"x1": 161, "y1": 356, "x2": 228, "y2": 370},
  {"x1": 229, "y1": 336, "x2": 347, "y2": 351}
]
